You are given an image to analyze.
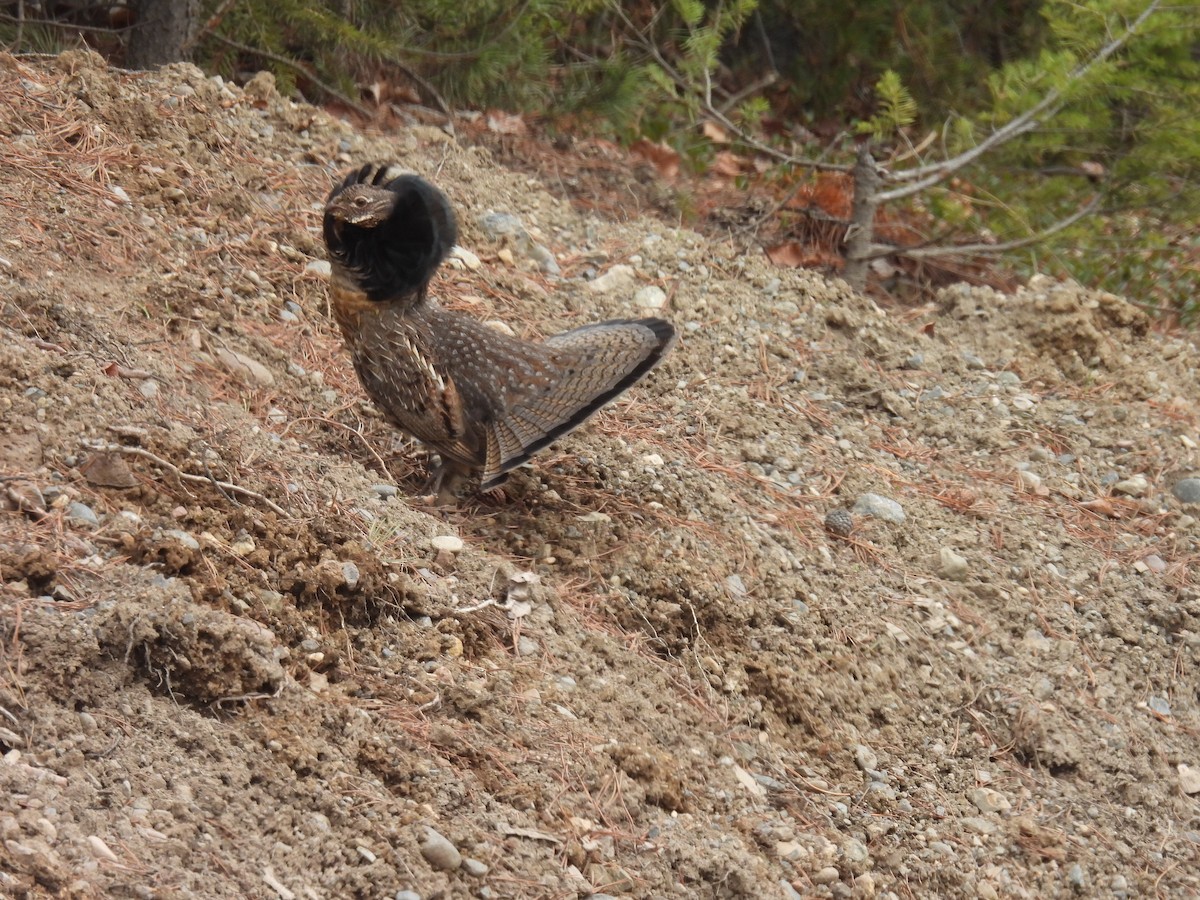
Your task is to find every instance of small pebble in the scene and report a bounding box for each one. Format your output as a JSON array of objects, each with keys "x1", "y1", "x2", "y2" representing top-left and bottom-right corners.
[
  {"x1": 1067, "y1": 863, "x2": 1085, "y2": 889},
  {"x1": 430, "y1": 535, "x2": 464, "y2": 554},
  {"x1": 66, "y1": 502, "x2": 99, "y2": 527},
  {"x1": 1172, "y1": 478, "x2": 1200, "y2": 503},
  {"x1": 1113, "y1": 474, "x2": 1150, "y2": 497},
  {"x1": 341, "y1": 562, "x2": 361, "y2": 590},
  {"x1": 852, "y1": 493, "x2": 905, "y2": 524},
  {"x1": 812, "y1": 865, "x2": 840, "y2": 885},
  {"x1": 853, "y1": 745, "x2": 878, "y2": 772},
  {"x1": 1179, "y1": 764, "x2": 1200, "y2": 795},
  {"x1": 87, "y1": 835, "x2": 119, "y2": 862},
  {"x1": 215, "y1": 348, "x2": 275, "y2": 387},
  {"x1": 1017, "y1": 470, "x2": 1043, "y2": 492},
  {"x1": 371, "y1": 484, "x2": 399, "y2": 500},
  {"x1": 939, "y1": 548, "x2": 969, "y2": 580},
  {"x1": 163, "y1": 529, "x2": 200, "y2": 551},
  {"x1": 966, "y1": 787, "x2": 1010, "y2": 813},
  {"x1": 960, "y1": 816, "x2": 997, "y2": 834},
  {"x1": 1147, "y1": 695, "x2": 1171, "y2": 716},
  {"x1": 634, "y1": 285, "x2": 667, "y2": 310},
  {"x1": 588, "y1": 264, "x2": 636, "y2": 293},
  {"x1": 394, "y1": 892, "x2": 421, "y2": 900},
  {"x1": 449, "y1": 246, "x2": 482, "y2": 270},
  {"x1": 419, "y1": 826, "x2": 461, "y2": 871},
  {"x1": 461, "y1": 857, "x2": 489, "y2": 877}
]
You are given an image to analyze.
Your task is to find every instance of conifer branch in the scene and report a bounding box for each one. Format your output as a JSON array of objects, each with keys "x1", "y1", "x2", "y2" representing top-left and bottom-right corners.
[{"x1": 876, "y1": 0, "x2": 1163, "y2": 202}]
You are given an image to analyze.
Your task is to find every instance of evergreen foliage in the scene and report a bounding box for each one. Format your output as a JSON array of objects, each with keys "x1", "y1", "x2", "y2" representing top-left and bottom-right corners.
[{"x1": 955, "y1": 0, "x2": 1199, "y2": 315}]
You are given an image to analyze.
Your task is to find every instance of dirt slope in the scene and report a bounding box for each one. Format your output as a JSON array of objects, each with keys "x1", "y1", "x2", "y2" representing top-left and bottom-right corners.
[{"x1": 1, "y1": 51, "x2": 1198, "y2": 900}]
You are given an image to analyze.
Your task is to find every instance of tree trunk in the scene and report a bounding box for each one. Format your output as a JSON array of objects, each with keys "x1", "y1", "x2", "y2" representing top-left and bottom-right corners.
[
  {"x1": 843, "y1": 144, "x2": 880, "y2": 294},
  {"x1": 125, "y1": 0, "x2": 201, "y2": 70}
]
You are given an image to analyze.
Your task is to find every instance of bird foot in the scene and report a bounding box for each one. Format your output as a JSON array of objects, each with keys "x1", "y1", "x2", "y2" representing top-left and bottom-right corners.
[{"x1": 424, "y1": 461, "x2": 471, "y2": 507}]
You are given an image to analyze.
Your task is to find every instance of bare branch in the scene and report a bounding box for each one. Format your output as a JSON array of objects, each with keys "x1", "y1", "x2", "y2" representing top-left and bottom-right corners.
[
  {"x1": 88, "y1": 439, "x2": 292, "y2": 519},
  {"x1": 611, "y1": 5, "x2": 850, "y2": 173},
  {"x1": 904, "y1": 196, "x2": 1102, "y2": 257},
  {"x1": 867, "y1": 195, "x2": 1102, "y2": 262},
  {"x1": 877, "y1": 0, "x2": 1163, "y2": 203}
]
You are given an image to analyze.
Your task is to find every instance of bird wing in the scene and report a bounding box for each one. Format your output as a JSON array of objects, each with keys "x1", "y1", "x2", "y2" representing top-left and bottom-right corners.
[{"x1": 352, "y1": 326, "x2": 479, "y2": 468}]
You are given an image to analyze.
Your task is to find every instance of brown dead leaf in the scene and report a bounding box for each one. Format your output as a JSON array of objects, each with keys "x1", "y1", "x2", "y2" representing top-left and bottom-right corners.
[
  {"x1": 765, "y1": 242, "x2": 807, "y2": 267},
  {"x1": 102, "y1": 362, "x2": 154, "y2": 379},
  {"x1": 631, "y1": 139, "x2": 680, "y2": 179},
  {"x1": 486, "y1": 111, "x2": 526, "y2": 135},
  {"x1": 712, "y1": 151, "x2": 744, "y2": 178},
  {"x1": 1079, "y1": 498, "x2": 1119, "y2": 518},
  {"x1": 702, "y1": 121, "x2": 729, "y2": 144}
]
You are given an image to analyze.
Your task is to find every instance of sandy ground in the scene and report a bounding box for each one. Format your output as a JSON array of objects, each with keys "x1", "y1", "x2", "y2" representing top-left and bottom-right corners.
[{"x1": 1, "y1": 51, "x2": 1198, "y2": 900}]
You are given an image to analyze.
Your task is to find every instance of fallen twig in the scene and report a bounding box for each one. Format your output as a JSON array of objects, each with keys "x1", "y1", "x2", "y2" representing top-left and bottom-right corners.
[{"x1": 85, "y1": 437, "x2": 291, "y2": 518}]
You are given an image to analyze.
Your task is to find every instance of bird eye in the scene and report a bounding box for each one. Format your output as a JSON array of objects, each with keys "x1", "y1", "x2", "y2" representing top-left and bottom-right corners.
[{"x1": 353, "y1": 195, "x2": 368, "y2": 207}]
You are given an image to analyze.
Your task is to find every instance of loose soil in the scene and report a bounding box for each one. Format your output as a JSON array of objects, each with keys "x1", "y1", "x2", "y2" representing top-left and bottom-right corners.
[{"x1": 1, "y1": 51, "x2": 1198, "y2": 900}]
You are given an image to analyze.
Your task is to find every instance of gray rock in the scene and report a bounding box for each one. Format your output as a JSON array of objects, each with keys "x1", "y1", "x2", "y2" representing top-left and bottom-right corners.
[
  {"x1": 1067, "y1": 863, "x2": 1085, "y2": 890},
  {"x1": 462, "y1": 857, "x2": 489, "y2": 877},
  {"x1": 395, "y1": 892, "x2": 421, "y2": 900},
  {"x1": 1113, "y1": 474, "x2": 1150, "y2": 497},
  {"x1": 812, "y1": 865, "x2": 840, "y2": 885},
  {"x1": 1172, "y1": 478, "x2": 1200, "y2": 503},
  {"x1": 478, "y1": 212, "x2": 524, "y2": 239},
  {"x1": 853, "y1": 745, "x2": 878, "y2": 772},
  {"x1": 841, "y1": 838, "x2": 869, "y2": 863},
  {"x1": 66, "y1": 501, "x2": 99, "y2": 527},
  {"x1": 853, "y1": 493, "x2": 905, "y2": 524},
  {"x1": 163, "y1": 529, "x2": 201, "y2": 551},
  {"x1": 419, "y1": 826, "x2": 461, "y2": 871},
  {"x1": 939, "y1": 548, "x2": 969, "y2": 580},
  {"x1": 1147, "y1": 695, "x2": 1171, "y2": 716},
  {"x1": 960, "y1": 816, "x2": 997, "y2": 834},
  {"x1": 634, "y1": 285, "x2": 667, "y2": 310},
  {"x1": 528, "y1": 243, "x2": 560, "y2": 275},
  {"x1": 371, "y1": 484, "x2": 399, "y2": 500}
]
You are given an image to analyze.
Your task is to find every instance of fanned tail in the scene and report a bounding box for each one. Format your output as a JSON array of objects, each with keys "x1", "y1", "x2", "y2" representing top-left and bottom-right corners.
[{"x1": 480, "y1": 318, "x2": 676, "y2": 489}]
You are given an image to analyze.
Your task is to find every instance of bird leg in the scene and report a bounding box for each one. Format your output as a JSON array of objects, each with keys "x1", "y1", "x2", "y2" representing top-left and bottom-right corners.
[{"x1": 425, "y1": 458, "x2": 473, "y2": 507}]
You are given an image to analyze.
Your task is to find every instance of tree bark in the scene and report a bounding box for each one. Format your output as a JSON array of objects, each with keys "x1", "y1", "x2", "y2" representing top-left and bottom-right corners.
[
  {"x1": 843, "y1": 144, "x2": 880, "y2": 294},
  {"x1": 125, "y1": 0, "x2": 201, "y2": 70}
]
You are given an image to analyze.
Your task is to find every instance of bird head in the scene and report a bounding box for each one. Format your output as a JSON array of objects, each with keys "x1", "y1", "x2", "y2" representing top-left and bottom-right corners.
[
  {"x1": 323, "y1": 164, "x2": 459, "y2": 303},
  {"x1": 324, "y1": 183, "x2": 398, "y2": 228}
]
